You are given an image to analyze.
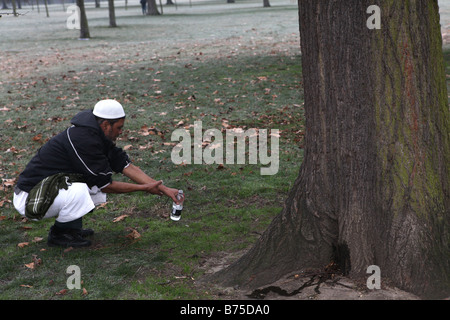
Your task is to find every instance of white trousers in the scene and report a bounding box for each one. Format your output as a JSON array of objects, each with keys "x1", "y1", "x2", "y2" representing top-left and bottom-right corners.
[{"x1": 13, "y1": 183, "x2": 106, "y2": 223}]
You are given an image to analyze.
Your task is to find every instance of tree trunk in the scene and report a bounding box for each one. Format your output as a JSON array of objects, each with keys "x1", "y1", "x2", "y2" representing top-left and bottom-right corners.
[
  {"x1": 146, "y1": 0, "x2": 160, "y2": 15},
  {"x1": 43, "y1": 0, "x2": 49, "y2": 17},
  {"x1": 263, "y1": 0, "x2": 270, "y2": 8},
  {"x1": 76, "y1": 0, "x2": 90, "y2": 39},
  {"x1": 208, "y1": 0, "x2": 450, "y2": 299},
  {"x1": 11, "y1": 0, "x2": 17, "y2": 16},
  {"x1": 108, "y1": 0, "x2": 117, "y2": 27}
]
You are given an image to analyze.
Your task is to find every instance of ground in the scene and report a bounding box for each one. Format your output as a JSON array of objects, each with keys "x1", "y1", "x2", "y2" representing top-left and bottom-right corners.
[{"x1": 196, "y1": 251, "x2": 423, "y2": 300}]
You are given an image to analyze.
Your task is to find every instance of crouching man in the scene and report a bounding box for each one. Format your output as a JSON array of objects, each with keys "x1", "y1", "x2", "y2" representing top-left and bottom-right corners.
[{"x1": 13, "y1": 99, "x2": 181, "y2": 248}]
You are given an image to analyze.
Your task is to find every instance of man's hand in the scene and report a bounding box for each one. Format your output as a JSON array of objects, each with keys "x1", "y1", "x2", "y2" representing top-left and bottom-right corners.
[
  {"x1": 159, "y1": 185, "x2": 184, "y2": 204},
  {"x1": 143, "y1": 180, "x2": 164, "y2": 195},
  {"x1": 122, "y1": 164, "x2": 184, "y2": 203}
]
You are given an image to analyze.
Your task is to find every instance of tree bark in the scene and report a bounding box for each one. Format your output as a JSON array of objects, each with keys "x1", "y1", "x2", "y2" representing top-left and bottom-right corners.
[
  {"x1": 76, "y1": 0, "x2": 90, "y2": 39},
  {"x1": 146, "y1": 0, "x2": 160, "y2": 15},
  {"x1": 108, "y1": 0, "x2": 117, "y2": 27},
  {"x1": 208, "y1": 0, "x2": 450, "y2": 298},
  {"x1": 11, "y1": 0, "x2": 17, "y2": 16},
  {"x1": 43, "y1": 0, "x2": 49, "y2": 17}
]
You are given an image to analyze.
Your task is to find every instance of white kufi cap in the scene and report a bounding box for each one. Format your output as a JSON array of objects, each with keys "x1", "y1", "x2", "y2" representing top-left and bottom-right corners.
[{"x1": 93, "y1": 99, "x2": 126, "y2": 119}]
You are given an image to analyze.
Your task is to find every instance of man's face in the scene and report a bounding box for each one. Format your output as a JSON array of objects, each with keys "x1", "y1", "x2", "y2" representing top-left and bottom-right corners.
[{"x1": 102, "y1": 118, "x2": 125, "y2": 142}]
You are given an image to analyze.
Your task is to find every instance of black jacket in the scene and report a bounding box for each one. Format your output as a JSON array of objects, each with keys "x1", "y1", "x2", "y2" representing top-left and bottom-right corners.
[{"x1": 16, "y1": 110, "x2": 131, "y2": 193}]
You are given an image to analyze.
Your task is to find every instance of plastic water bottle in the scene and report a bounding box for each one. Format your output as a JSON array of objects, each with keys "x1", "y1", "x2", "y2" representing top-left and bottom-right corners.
[{"x1": 170, "y1": 190, "x2": 184, "y2": 221}]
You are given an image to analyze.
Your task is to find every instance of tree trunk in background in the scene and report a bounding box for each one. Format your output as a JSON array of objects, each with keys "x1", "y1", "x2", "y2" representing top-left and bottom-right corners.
[
  {"x1": 76, "y1": 0, "x2": 90, "y2": 39},
  {"x1": 146, "y1": 0, "x2": 160, "y2": 15},
  {"x1": 43, "y1": 0, "x2": 49, "y2": 17},
  {"x1": 263, "y1": 0, "x2": 270, "y2": 8},
  {"x1": 209, "y1": 0, "x2": 450, "y2": 298},
  {"x1": 11, "y1": 0, "x2": 16, "y2": 16},
  {"x1": 108, "y1": 0, "x2": 117, "y2": 27}
]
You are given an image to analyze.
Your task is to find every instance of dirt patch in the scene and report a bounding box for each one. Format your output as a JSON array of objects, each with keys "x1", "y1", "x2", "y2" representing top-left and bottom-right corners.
[{"x1": 196, "y1": 251, "x2": 422, "y2": 300}]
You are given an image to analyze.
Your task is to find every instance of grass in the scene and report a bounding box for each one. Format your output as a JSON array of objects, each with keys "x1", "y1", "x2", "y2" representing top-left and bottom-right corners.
[{"x1": 0, "y1": 0, "x2": 303, "y2": 299}]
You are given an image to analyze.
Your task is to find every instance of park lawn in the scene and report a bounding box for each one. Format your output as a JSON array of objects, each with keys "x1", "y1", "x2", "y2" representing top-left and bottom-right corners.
[{"x1": 0, "y1": 0, "x2": 303, "y2": 299}]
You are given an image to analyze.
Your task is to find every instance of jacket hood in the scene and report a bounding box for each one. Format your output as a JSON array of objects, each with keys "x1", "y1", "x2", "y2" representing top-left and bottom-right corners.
[{"x1": 71, "y1": 110, "x2": 100, "y2": 130}]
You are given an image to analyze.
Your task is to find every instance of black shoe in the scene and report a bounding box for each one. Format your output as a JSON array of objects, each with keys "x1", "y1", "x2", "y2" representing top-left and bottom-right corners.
[
  {"x1": 79, "y1": 228, "x2": 94, "y2": 238},
  {"x1": 47, "y1": 226, "x2": 92, "y2": 248}
]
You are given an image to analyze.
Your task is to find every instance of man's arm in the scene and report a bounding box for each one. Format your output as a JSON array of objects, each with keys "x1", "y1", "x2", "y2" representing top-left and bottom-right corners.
[
  {"x1": 121, "y1": 163, "x2": 158, "y2": 185},
  {"x1": 101, "y1": 180, "x2": 162, "y2": 194},
  {"x1": 119, "y1": 164, "x2": 181, "y2": 203}
]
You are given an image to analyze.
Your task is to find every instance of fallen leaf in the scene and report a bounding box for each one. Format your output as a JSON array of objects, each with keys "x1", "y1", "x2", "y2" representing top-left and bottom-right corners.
[
  {"x1": 113, "y1": 214, "x2": 129, "y2": 222},
  {"x1": 25, "y1": 262, "x2": 35, "y2": 269},
  {"x1": 97, "y1": 202, "x2": 109, "y2": 209},
  {"x1": 123, "y1": 144, "x2": 133, "y2": 150},
  {"x1": 82, "y1": 288, "x2": 88, "y2": 296},
  {"x1": 125, "y1": 228, "x2": 141, "y2": 240},
  {"x1": 32, "y1": 255, "x2": 42, "y2": 267},
  {"x1": 33, "y1": 237, "x2": 44, "y2": 243},
  {"x1": 139, "y1": 125, "x2": 150, "y2": 136},
  {"x1": 56, "y1": 289, "x2": 68, "y2": 295},
  {"x1": 20, "y1": 284, "x2": 33, "y2": 288},
  {"x1": 17, "y1": 242, "x2": 29, "y2": 248},
  {"x1": 0, "y1": 199, "x2": 12, "y2": 206},
  {"x1": 2, "y1": 178, "x2": 16, "y2": 187}
]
